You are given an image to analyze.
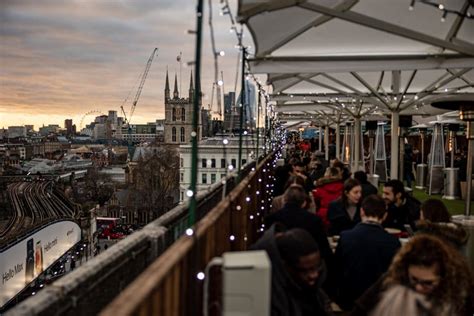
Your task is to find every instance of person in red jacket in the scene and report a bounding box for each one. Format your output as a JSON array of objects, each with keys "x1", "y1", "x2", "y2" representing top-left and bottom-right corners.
[{"x1": 312, "y1": 167, "x2": 344, "y2": 230}]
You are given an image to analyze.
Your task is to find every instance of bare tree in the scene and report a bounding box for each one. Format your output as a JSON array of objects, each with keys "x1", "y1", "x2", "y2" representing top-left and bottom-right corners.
[{"x1": 131, "y1": 145, "x2": 179, "y2": 220}]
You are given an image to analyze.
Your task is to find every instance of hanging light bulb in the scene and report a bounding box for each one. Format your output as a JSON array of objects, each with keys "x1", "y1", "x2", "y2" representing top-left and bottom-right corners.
[
  {"x1": 441, "y1": 10, "x2": 447, "y2": 22},
  {"x1": 409, "y1": 0, "x2": 415, "y2": 11}
]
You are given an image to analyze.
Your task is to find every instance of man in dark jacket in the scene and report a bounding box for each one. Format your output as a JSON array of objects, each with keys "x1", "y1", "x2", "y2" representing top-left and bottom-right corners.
[
  {"x1": 382, "y1": 179, "x2": 420, "y2": 231},
  {"x1": 334, "y1": 195, "x2": 400, "y2": 310},
  {"x1": 265, "y1": 185, "x2": 333, "y2": 269},
  {"x1": 251, "y1": 226, "x2": 333, "y2": 316}
]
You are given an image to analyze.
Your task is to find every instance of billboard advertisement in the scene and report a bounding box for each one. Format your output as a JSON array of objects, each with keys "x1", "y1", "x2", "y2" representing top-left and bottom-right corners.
[{"x1": 0, "y1": 220, "x2": 81, "y2": 307}]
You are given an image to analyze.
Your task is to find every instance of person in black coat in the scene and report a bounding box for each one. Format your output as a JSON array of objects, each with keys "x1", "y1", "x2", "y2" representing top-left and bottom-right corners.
[
  {"x1": 264, "y1": 184, "x2": 335, "y2": 296},
  {"x1": 382, "y1": 180, "x2": 420, "y2": 231},
  {"x1": 334, "y1": 195, "x2": 400, "y2": 310},
  {"x1": 327, "y1": 179, "x2": 362, "y2": 236},
  {"x1": 353, "y1": 171, "x2": 378, "y2": 200},
  {"x1": 251, "y1": 226, "x2": 333, "y2": 316}
]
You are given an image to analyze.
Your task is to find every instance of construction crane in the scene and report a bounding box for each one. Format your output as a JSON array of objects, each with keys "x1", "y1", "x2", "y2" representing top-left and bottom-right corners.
[{"x1": 121, "y1": 47, "x2": 158, "y2": 158}]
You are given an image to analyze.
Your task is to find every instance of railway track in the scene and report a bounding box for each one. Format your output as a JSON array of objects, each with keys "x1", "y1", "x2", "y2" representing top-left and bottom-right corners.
[{"x1": 0, "y1": 180, "x2": 77, "y2": 242}]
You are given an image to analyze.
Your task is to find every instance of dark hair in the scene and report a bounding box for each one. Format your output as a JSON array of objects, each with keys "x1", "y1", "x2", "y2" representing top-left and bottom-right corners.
[
  {"x1": 362, "y1": 194, "x2": 386, "y2": 219},
  {"x1": 421, "y1": 199, "x2": 451, "y2": 222},
  {"x1": 284, "y1": 185, "x2": 307, "y2": 208},
  {"x1": 354, "y1": 171, "x2": 368, "y2": 184},
  {"x1": 332, "y1": 160, "x2": 345, "y2": 170},
  {"x1": 341, "y1": 178, "x2": 361, "y2": 207},
  {"x1": 276, "y1": 228, "x2": 319, "y2": 268},
  {"x1": 283, "y1": 175, "x2": 305, "y2": 191},
  {"x1": 384, "y1": 179, "x2": 405, "y2": 199}
]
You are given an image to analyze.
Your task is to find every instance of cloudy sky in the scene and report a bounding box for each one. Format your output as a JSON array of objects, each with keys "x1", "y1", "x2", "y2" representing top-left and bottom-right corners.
[{"x1": 0, "y1": 0, "x2": 253, "y2": 130}]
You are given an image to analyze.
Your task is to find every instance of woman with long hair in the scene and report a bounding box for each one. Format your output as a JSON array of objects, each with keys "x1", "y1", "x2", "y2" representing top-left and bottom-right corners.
[
  {"x1": 354, "y1": 234, "x2": 474, "y2": 315},
  {"x1": 327, "y1": 178, "x2": 362, "y2": 236}
]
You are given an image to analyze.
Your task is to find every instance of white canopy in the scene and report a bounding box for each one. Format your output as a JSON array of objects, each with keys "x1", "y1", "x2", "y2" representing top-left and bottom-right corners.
[{"x1": 238, "y1": 0, "x2": 474, "y2": 117}]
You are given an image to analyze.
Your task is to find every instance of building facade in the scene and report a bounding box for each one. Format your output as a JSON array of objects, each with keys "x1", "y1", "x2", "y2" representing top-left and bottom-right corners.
[
  {"x1": 178, "y1": 135, "x2": 257, "y2": 201},
  {"x1": 163, "y1": 71, "x2": 202, "y2": 144}
]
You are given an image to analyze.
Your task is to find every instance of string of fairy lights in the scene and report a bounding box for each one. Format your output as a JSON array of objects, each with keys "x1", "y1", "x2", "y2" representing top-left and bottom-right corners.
[
  {"x1": 186, "y1": 0, "x2": 286, "y2": 284},
  {"x1": 408, "y1": 0, "x2": 473, "y2": 22}
]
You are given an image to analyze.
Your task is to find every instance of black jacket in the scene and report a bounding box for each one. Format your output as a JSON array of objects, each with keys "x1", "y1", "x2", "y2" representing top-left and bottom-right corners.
[
  {"x1": 251, "y1": 225, "x2": 333, "y2": 316},
  {"x1": 384, "y1": 196, "x2": 420, "y2": 231},
  {"x1": 360, "y1": 183, "x2": 378, "y2": 200},
  {"x1": 334, "y1": 222, "x2": 400, "y2": 310},
  {"x1": 265, "y1": 203, "x2": 333, "y2": 266},
  {"x1": 327, "y1": 199, "x2": 361, "y2": 236},
  {"x1": 265, "y1": 203, "x2": 337, "y2": 298}
]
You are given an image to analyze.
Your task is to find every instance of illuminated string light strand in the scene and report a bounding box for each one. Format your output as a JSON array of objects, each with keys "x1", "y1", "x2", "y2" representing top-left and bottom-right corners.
[{"x1": 408, "y1": 0, "x2": 473, "y2": 22}]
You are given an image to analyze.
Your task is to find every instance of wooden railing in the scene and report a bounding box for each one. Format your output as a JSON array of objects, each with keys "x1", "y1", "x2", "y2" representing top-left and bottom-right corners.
[{"x1": 100, "y1": 154, "x2": 275, "y2": 316}]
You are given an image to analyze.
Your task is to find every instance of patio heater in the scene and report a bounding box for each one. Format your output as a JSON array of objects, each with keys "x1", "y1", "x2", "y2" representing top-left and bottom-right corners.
[
  {"x1": 350, "y1": 118, "x2": 365, "y2": 172},
  {"x1": 366, "y1": 121, "x2": 378, "y2": 186},
  {"x1": 412, "y1": 124, "x2": 429, "y2": 189},
  {"x1": 443, "y1": 123, "x2": 460, "y2": 200},
  {"x1": 427, "y1": 121, "x2": 445, "y2": 195},
  {"x1": 342, "y1": 121, "x2": 352, "y2": 166},
  {"x1": 432, "y1": 99, "x2": 474, "y2": 275},
  {"x1": 374, "y1": 122, "x2": 388, "y2": 182}
]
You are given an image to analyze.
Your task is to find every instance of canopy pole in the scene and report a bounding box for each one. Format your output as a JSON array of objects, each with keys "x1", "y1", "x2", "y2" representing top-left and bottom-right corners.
[
  {"x1": 336, "y1": 123, "x2": 341, "y2": 160},
  {"x1": 325, "y1": 124, "x2": 329, "y2": 161},
  {"x1": 318, "y1": 126, "x2": 323, "y2": 151},
  {"x1": 390, "y1": 111, "x2": 400, "y2": 180},
  {"x1": 237, "y1": 47, "x2": 246, "y2": 182},
  {"x1": 354, "y1": 117, "x2": 361, "y2": 171},
  {"x1": 466, "y1": 122, "x2": 474, "y2": 216}
]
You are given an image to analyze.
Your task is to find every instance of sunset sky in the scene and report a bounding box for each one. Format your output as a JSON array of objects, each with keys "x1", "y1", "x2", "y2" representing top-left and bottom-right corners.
[{"x1": 0, "y1": 0, "x2": 254, "y2": 130}]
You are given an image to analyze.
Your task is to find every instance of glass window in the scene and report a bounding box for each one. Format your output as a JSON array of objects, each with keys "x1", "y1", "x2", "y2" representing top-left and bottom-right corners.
[
  {"x1": 220, "y1": 158, "x2": 226, "y2": 168},
  {"x1": 172, "y1": 108, "x2": 176, "y2": 121},
  {"x1": 202, "y1": 173, "x2": 207, "y2": 184},
  {"x1": 180, "y1": 158, "x2": 184, "y2": 167},
  {"x1": 211, "y1": 174, "x2": 216, "y2": 183},
  {"x1": 180, "y1": 191, "x2": 184, "y2": 201},
  {"x1": 211, "y1": 159, "x2": 216, "y2": 168},
  {"x1": 231, "y1": 159, "x2": 236, "y2": 168},
  {"x1": 172, "y1": 127, "x2": 176, "y2": 142},
  {"x1": 180, "y1": 173, "x2": 184, "y2": 182},
  {"x1": 202, "y1": 158, "x2": 206, "y2": 168},
  {"x1": 181, "y1": 108, "x2": 186, "y2": 121},
  {"x1": 180, "y1": 127, "x2": 185, "y2": 142}
]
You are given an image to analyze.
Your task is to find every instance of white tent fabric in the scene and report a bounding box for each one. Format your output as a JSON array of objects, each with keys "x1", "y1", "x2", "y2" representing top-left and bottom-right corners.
[
  {"x1": 238, "y1": 0, "x2": 474, "y2": 177},
  {"x1": 238, "y1": 0, "x2": 474, "y2": 115}
]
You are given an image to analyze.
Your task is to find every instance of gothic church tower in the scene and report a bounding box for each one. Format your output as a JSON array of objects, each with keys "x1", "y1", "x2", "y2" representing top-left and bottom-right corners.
[{"x1": 164, "y1": 70, "x2": 202, "y2": 144}]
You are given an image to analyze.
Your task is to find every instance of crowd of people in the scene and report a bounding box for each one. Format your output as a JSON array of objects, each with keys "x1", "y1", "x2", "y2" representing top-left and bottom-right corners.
[{"x1": 252, "y1": 139, "x2": 473, "y2": 316}]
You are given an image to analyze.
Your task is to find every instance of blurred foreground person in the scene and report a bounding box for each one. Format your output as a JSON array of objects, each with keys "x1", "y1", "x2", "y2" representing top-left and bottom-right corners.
[
  {"x1": 369, "y1": 285, "x2": 433, "y2": 316},
  {"x1": 251, "y1": 226, "x2": 334, "y2": 316},
  {"x1": 353, "y1": 234, "x2": 474, "y2": 316}
]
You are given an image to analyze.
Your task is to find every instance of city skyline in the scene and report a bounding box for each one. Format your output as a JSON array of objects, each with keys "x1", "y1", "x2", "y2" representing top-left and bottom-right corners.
[{"x1": 0, "y1": 0, "x2": 253, "y2": 130}]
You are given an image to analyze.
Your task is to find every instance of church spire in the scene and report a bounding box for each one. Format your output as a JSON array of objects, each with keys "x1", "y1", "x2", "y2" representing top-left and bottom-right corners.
[
  {"x1": 164, "y1": 67, "x2": 170, "y2": 101},
  {"x1": 189, "y1": 71, "x2": 194, "y2": 102},
  {"x1": 173, "y1": 73, "x2": 179, "y2": 99}
]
